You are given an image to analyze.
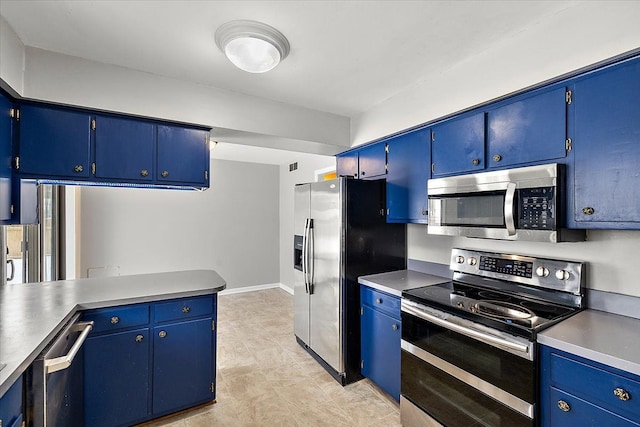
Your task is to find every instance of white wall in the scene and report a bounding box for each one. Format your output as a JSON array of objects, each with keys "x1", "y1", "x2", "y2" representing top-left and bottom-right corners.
[
  {"x1": 0, "y1": 16, "x2": 24, "y2": 94},
  {"x1": 79, "y1": 159, "x2": 280, "y2": 290},
  {"x1": 278, "y1": 155, "x2": 335, "y2": 291},
  {"x1": 352, "y1": 1, "x2": 640, "y2": 298}
]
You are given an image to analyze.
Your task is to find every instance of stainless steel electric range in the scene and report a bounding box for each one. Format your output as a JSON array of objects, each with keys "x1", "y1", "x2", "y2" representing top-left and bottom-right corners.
[{"x1": 400, "y1": 248, "x2": 585, "y2": 427}]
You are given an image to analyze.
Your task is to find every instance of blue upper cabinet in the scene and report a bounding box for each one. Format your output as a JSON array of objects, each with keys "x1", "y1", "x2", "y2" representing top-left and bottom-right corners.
[
  {"x1": 19, "y1": 104, "x2": 92, "y2": 178},
  {"x1": 386, "y1": 127, "x2": 431, "y2": 223},
  {"x1": 157, "y1": 125, "x2": 209, "y2": 186},
  {"x1": 336, "y1": 150, "x2": 358, "y2": 178},
  {"x1": 487, "y1": 86, "x2": 569, "y2": 168},
  {"x1": 572, "y1": 56, "x2": 640, "y2": 228},
  {"x1": 358, "y1": 141, "x2": 387, "y2": 179},
  {"x1": 94, "y1": 115, "x2": 155, "y2": 182},
  {"x1": 0, "y1": 92, "x2": 13, "y2": 221},
  {"x1": 431, "y1": 111, "x2": 484, "y2": 176}
]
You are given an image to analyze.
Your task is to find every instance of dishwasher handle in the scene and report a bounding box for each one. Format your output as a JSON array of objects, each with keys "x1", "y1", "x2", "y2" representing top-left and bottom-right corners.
[{"x1": 45, "y1": 321, "x2": 94, "y2": 374}]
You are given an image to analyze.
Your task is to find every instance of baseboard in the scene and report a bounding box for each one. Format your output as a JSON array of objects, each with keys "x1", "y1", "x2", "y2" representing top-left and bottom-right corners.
[{"x1": 219, "y1": 282, "x2": 293, "y2": 296}]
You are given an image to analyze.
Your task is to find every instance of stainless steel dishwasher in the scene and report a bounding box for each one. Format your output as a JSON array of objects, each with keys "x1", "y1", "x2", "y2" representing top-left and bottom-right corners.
[{"x1": 26, "y1": 313, "x2": 93, "y2": 427}]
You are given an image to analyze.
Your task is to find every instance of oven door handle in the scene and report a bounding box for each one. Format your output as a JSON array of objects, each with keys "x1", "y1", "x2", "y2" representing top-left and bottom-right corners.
[
  {"x1": 44, "y1": 321, "x2": 94, "y2": 374},
  {"x1": 402, "y1": 302, "x2": 531, "y2": 357},
  {"x1": 504, "y1": 182, "x2": 517, "y2": 236}
]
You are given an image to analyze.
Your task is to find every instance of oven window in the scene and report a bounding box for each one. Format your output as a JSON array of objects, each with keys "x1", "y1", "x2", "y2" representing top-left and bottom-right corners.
[
  {"x1": 401, "y1": 312, "x2": 534, "y2": 404},
  {"x1": 402, "y1": 351, "x2": 533, "y2": 427},
  {"x1": 438, "y1": 193, "x2": 505, "y2": 227}
]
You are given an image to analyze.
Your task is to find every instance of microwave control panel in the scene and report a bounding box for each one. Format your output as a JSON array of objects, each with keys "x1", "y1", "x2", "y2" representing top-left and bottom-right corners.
[{"x1": 518, "y1": 187, "x2": 556, "y2": 230}]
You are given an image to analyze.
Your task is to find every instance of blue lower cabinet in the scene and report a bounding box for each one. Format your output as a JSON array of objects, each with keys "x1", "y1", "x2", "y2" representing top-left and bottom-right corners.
[
  {"x1": 83, "y1": 295, "x2": 216, "y2": 426},
  {"x1": 540, "y1": 345, "x2": 640, "y2": 426},
  {"x1": 0, "y1": 375, "x2": 23, "y2": 427},
  {"x1": 84, "y1": 328, "x2": 150, "y2": 427},
  {"x1": 360, "y1": 286, "x2": 401, "y2": 401},
  {"x1": 153, "y1": 318, "x2": 214, "y2": 415}
]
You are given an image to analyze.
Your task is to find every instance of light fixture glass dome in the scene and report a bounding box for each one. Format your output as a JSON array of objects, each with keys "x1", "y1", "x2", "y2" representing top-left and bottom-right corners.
[{"x1": 215, "y1": 20, "x2": 290, "y2": 73}]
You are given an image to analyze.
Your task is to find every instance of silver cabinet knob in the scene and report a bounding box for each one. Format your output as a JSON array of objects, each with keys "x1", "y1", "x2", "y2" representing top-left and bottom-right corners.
[
  {"x1": 555, "y1": 269, "x2": 570, "y2": 280},
  {"x1": 557, "y1": 400, "x2": 571, "y2": 412},
  {"x1": 582, "y1": 207, "x2": 595, "y2": 215},
  {"x1": 161, "y1": 170, "x2": 169, "y2": 178},
  {"x1": 110, "y1": 316, "x2": 120, "y2": 324},
  {"x1": 492, "y1": 154, "x2": 502, "y2": 162},
  {"x1": 614, "y1": 388, "x2": 631, "y2": 401},
  {"x1": 375, "y1": 298, "x2": 382, "y2": 304},
  {"x1": 140, "y1": 169, "x2": 149, "y2": 177},
  {"x1": 158, "y1": 330, "x2": 167, "y2": 338},
  {"x1": 392, "y1": 324, "x2": 399, "y2": 331},
  {"x1": 536, "y1": 266, "x2": 550, "y2": 277},
  {"x1": 182, "y1": 306, "x2": 191, "y2": 314},
  {"x1": 74, "y1": 165, "x2": 84, "y2": 173},
  {"x1": 472, "y1": 158, "x2": 480, "y2": 166},
  {"x1": 135, "y1": 334, "x2": 144, "y2": 343}
]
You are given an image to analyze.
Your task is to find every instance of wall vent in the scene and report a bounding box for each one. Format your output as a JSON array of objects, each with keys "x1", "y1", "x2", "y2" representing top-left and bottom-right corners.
[{"x1": 289, "y1": 162, "x2": 298, "y2": 172}]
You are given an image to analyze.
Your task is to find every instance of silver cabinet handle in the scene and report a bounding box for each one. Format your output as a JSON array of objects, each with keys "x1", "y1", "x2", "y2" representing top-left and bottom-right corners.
[
  {"x1": 6, "y1": 259, "x2": 15, "y2": 281},
  {"x1": 45, "y1": 321, "x2": 94, "y2": 374},
  {"x1": 504, "y1": 182, "x2": 517, "y2": 236},
  {"x1": 557, "y1": 400, "x2": 571, "y2": 412}
]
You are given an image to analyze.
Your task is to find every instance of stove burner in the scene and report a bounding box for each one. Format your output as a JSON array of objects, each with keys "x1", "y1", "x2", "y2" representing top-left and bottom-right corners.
[
  {"x1": 472, "y1": 300, "x2": 535, "y2": 320},
  {"x1": 477, "y1": 290, "x2": 511, "y2": 301}
]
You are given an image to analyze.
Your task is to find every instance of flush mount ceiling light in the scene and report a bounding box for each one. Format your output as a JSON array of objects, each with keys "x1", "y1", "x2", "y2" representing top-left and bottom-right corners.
[{"x1": 215, "y1": 20, "x2": 290, "y2": 73}]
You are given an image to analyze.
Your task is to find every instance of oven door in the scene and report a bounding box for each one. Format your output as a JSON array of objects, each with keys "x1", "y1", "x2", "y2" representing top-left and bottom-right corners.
[{"x1": 400, "y1": 300, "x2": 535, "y2": 427}]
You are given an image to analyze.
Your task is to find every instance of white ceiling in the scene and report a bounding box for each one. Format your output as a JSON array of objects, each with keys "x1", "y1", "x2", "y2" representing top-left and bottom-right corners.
[{"x1": 0, "y1": 0, "x2": 577, "y2": 118}]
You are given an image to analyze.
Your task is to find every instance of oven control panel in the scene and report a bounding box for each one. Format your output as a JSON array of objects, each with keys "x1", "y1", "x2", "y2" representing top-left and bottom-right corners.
[{"x1": 451, "y1": 248, "x2": 584, "y2": 296}]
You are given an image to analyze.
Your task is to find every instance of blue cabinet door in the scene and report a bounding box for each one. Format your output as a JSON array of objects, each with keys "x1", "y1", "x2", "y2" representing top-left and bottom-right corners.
[
  {"x1": 358, "y1": 142, "x2": 387, "y2": 179},
  {"x1": 573, "y1": 57, "x2": 640, "y2": 227},
  {"x1": 386, "y1": 128, "x2": 431, "y2": 223},
  {"x1": 431, "y1": 111, "x2": 485, "y2": 176},
  {"x1": 361, "y1": 301, "x2": 401, "y2": 401},
  {"x1": 152, "y1": 318, "x2": 213, "y2": 415},
  {"x1": 157, "y1": 125, "x2": 209, "y2": 185},
  {"x1": 487, "y1": 86, "x2": 568, "y2": 168},
  {"x1": 83, "y1": 328, "x2": 150, "y2": 427},
  {"x1": 0, "y1": 93, "x2": 13, "y2": 221},
  {"x1": 0, "y1": 375, "x2": 23, "y2": 427},
  {"x1": 18, "y1": 104, "x2": 91, "y2": 178},
  {"x1": 94, "y1": 115, "x2": 155, "y2": 181},
  {"x1": 336, "y1": 151, "x2": 358, "y2": 178}
]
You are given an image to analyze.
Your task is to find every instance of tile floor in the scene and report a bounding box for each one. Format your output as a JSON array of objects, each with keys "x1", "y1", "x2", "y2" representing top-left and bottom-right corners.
[{"x1": 145, "y1": 288, "x2": 401, "y2": 426}]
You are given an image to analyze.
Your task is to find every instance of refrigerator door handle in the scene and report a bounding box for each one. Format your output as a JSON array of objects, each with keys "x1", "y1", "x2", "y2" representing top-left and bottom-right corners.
[
  {"x1": 302, "y1": 218, "x2": 309, "y2": 293},
  {"x1": 308, "y1": 219, "x2": 314, "y2": 295}
]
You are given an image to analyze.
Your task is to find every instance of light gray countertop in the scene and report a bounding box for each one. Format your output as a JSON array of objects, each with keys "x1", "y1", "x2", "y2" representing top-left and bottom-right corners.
[
  {"x1": 538, "y1": 309, "x2": 640, "y2": 377},
  {"x1": 358, "y1": 269, "x2": 450, "y2": 297},
  {"x1": 0, "y1": 269, "x2": 226, "y2": 398}
]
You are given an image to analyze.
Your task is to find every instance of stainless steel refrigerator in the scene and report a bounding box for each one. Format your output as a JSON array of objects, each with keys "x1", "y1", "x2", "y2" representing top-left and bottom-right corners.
[{"x1": 293, "y1": 178, "x2": 406, "y2": 385}]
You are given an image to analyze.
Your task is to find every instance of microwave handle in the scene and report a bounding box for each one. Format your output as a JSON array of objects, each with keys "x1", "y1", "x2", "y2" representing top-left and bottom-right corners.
[{"x1": 504, "y1": 182, "x2": 517, "y2": 236}]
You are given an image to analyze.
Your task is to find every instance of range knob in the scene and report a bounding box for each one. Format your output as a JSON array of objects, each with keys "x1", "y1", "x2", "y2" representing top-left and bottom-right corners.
[
  {"x1": 456, "y1": 302, "x2": 464, "y2": 309},
  {"x1": 536, "y1": 266, "x2": 550, "y2": 277},
  {"x1": 456, "y1": 255, "x2": 465, "y2": 264},
  {"x1": 555, "y1": 269, "x2": 570, "y2": 280},
  {"x1": 468, "y1": 257, "x2": 477, "y2": 266}
]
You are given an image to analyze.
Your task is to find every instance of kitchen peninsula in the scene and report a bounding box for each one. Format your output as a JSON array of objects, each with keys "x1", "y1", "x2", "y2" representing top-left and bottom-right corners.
[{"x1": 0, "y1": 270, "x2": 225, "y2": 426}]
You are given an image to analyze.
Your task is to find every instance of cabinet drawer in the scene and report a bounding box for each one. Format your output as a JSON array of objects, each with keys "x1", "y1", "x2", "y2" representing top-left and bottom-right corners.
[
  {"x1": 83, "y1": 304, "x2": 150, "y2": 333},
  {"x1": 361, "y1": 286, "x2": 400, "y2": 318},
  {"x1": 154, "y1": 296, "x2": 213, "y2": 323},
  {"x1": 549, "y1": 351, "x2": 640, "y2": 421},
  {"x1": 548, "y1": 387, "x2": 640, "y2": 426}
]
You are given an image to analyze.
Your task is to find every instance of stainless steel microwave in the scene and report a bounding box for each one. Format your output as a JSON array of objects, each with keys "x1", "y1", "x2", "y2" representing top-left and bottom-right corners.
[{"x1": 427, "y1": 163, "x2": 585, "y2": 243}]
